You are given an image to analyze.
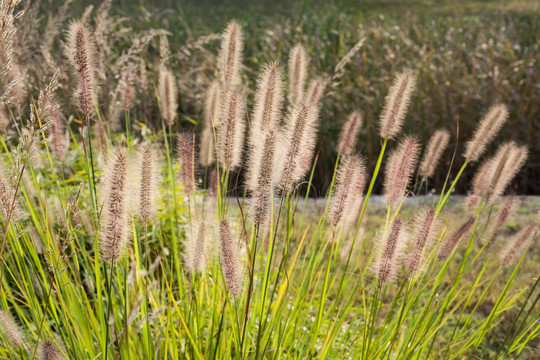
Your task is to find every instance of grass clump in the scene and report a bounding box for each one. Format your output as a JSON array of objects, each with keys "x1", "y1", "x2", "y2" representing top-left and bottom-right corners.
[{"x1": 0, "y1": 1, "x2": 538, "y2": 359}]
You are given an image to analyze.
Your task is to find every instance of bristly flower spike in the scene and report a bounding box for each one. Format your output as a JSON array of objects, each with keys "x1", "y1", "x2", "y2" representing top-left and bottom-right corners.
[
  {"x1": 383, "y1": 135, "x2": 420, "y2": 204},
  {"x1": 418, "y1": 129, "x2": 450, "y2": 179},
  {"x1": 177, "y1": 132, "x2": 197, "y2": 195},
  {"x1": 373, "y1": 217, "x2": 408, "y2": 283},
  {"x1": 438, "y1": 217, "x2": 475, "y2": 261},
  {"x1": 500, "y1": 224, "x2": 537, "y2": 266},
  {"x1": 200, "y1": 81, "x2": 220, "y2": 167},
  {"x1": 337, "y1": 111, "x2": 362, "y2": 155},
  {"x1": 100, "y1": 148, "x2": 129, "y2": 262},
  {"x1": 288, "y1": 44, "x2": 308, "y2": 105},
  {"x1": 218, "y1": 87, "x2": 246, "y2": 171},
  {"x1": 219, "y1": 220, "x2": 243, "y2": 296},
  {"x1": 379, "y1": 70, "x2": 417, "y2": 140},
  {"x1": 329, "y1": 154, "x2": 366, "y2": 226},
  {"x1": 247, "y1": 128, "x2": 277, "y2": 227},
  {"x1": 218, "y1": 20, "x2": 244, "y2": 90},
  {"x1": 0, "y1": 310, "x2": 25, "y2": 348},
  {"x1": 66, "y1": 21, "x2": 98, "y2": 117},
  {"x1": 463, "y1": 104, "x2": 508, "y2": 162},
  {"x1": 406, "y1": 207, "x2": 440, "y2": 274}
]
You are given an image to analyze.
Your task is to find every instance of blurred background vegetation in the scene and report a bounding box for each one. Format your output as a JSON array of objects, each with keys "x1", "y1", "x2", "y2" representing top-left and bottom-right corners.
[{"x1": 66, "y1": 0, "x2": 539, "y2": 196}]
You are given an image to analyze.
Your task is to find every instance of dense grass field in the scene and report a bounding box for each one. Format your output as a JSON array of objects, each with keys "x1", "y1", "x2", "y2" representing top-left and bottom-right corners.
[
  {"x1": 0, "y1": 0, "x2": 538, "y2": 359},
  {"x1": 107, "y1": 0, "x2": 540, "y2": 195}
]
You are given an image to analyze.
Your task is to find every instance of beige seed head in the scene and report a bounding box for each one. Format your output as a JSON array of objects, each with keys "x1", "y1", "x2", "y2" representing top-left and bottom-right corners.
[
  {"x1": 200, "y1": 81, "x2": 220, "y2": 167},
  {"x1": 66, "y1": 20, "x2": 98, "y2": 117},
  {"x1": 305, "y1": 76, "x2": 326, "y2": 106},
  {"x1": 46, "y1": 99, "x2": 69, "y2": 161},
  {"x1": 177, "y1": 132, "x2": 197, "y2": 195},
  {"x1": 463, "y1": 104, "x2": 508, "y2": 162},
  {"x1": 406, "y1": 207, "x2": 440, "y2": 274},
  {"x1": 0, "y1": 106, "x2": 9, "y2": 133},
  {"x1": 383, "y1": 135, "x2": 420, "y2": 204},
  {"x1": 99, "y1": 148, "x2": 129, "y2": 262},
  {"x1": 379, "y1": 70, "x2": 417, "y2": 139},
  {"x1": 418, "y1": 129, "x2": 450, "y2": 179},
  {"x1": 185, "y1": 220, "x2": 209, "y2": 273},
  {"x1": 158, "y1": 65, "x2": 178, "y2": 126},
  {"x1": 329, "y1": 154, "x2": 366, "y2": 226},
  {"x1": 277, "y1": 102, "x2": 320, "y2": 193},
  {"x1": 0, "y1": 161, "x2": 22, "y2": 221},
  {"x1": 500, "y1": 224, "x2": 536, "y2": 266},
  {"x1": 337, "y1": 111, "x2": 362, "y2": 155},
  {"x1": 438, "y1": 218, "x2": 475, "y2": 261},
  {"x1": 247, "y1": 128, "x2": 277, "y2": 227},
  {"x1": 373, "y1": 217, "x2": 408, "y2": 283},
  {"x1": 218, "y1": 20, "x2": 244, "y2": 89},
  {"x1": 218, "y1": 87, "x2": 246, "y2": 171},
  {"x1": 38, "y1": 340, "x2": 65, "y2": 360},
  {"x1": 484, "y1": 142, "x2": 528, "y2": 204},
  {"x1": 288, "y1": 44, "x2": 308, "y2": 105},
  {"x1": 465, "y1": 157, "x2": 495, "y2": 212},
  {"x1": 342, "y1": 165, "x2": 368, "y2": 232},
  {"x1": 0, "y1": 310, "x2": 25, "y2": 348},
  {"x1": 137, "y1": 144, "x2": 160, "y2": 223},
  {"x1": 251, "y1": 62, "x2": 284, "y2": 137},
  {"x1": 121, "y1": 68, "x2": 135, "y2": 111},
  {"x1": 483, "y1": 196, "x2": 516, "y2": 247},
  {"x1": 0, "y1": 1, "x2": 26, "y2": 107},
  {"x1": 219, "y1": 220, "x2": 243, "y2": 296}
]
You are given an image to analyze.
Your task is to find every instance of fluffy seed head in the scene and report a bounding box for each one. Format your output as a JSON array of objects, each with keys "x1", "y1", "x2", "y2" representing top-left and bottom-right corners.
[
  {"x1": 329, "y1": 154, "x2": 366, "y2": 226},
  {"x1": 218, "y1": 20, "x2": 244, "y2": 89},
  {"x1": 305, "y1": 76, "x2": 325, "y2": 106},
  {"x1": 379, "y1": 70, "x2": 417, "y2": 139},
  {"x1": 0, "y1": 0, "x2": 26, "y2": 107},
  {"x1": 66, "y1": 21, "x2": 98, "y2": 117},
  {"x1": 288, "y1": 44, "x2": 308, "y2": 104},
  {"x1": 95, "y1": 121, "x2": 109, "y2": 159},
  {"x1": 137, "y1": 144, "x2": 160, "y2": 223},
  {"x1": 200, "y1": 81, "x2": 220, "y2": 167},
  {"x1": 342, "y1": 165, "x2": 368, "y2": 232},
  {"x1": 277, "y1": 102, "x2": 320, "y2": 193},
  {"x1": 38, "y1": 340, "x2": 65, "y2": 360},
  {"x1": 383, "y1": 135, "x2": 420, "y2": 204},
  {"x1": 418, "y1": 129, "x2": 450, "y2": 179},
  {"x1": 0, "y1": 161, "x2": 22, "y2": 221},
  {"x1": 438, "y1": 218, "x2": 475, "y2": 261},
  {"x1": 0, "y1": 310, "x2": 25, "y2": 348},
  {"x1": 337, "y1": 111, "x2": 362, "y2": 155},
  {"x1": 406, "y1": 207, "x2": 440, "y2": 274},
  {"x1": 483, "y1": 196, "x2": 516, "y2": 247},
  {"x1": 46, "y1": 99, "x2": 69, "y2": 161},
  {"x1": 247, "y1": 129, "x2": 277, "y2": 227},
  {"x1": 209, "y1": 168, "x2": 218, "y2": 197},
  {"x1": 484, "y1": 142, "x2": 528, "y2": 203},
  {"x1": 100, "y1": 148, "x2": 129, "y2": 262},
  {"x1": 0, "y1": 107, "x2": 9, "y2": 133},
  {"x1": 219, "y1": 220, "x2": 243, "y2": 296},
  {"x1": 158, "y1": 65, "x2": 178, "y2": 126},
  {"x1": 121, "y1": 69, "x2": 135, "y2": 111},
  {"x1": 373, "y1": 217, "x2": 408, "y2": 283},
  {"x1": 218, "y1": 87, "x2": 246, "y2": 171},
  {"x1": 464, "y1": 104, "x2": 508, "y2": 162},
  {"x1": 251, "y1": 62, "x2": 284, "y2": 136},
  {"x1": 500, "y1": 224, "x2": 536, "y2": 266},
  {"x1": 177, "y1": 132, "x2": 197, "y2": 195},
  {"x1": 465, "y1": 157, "x2": 495, "y2": 212},
  {"x1": 185, "y1": 221, "x2": 209, "y2": 273}
]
